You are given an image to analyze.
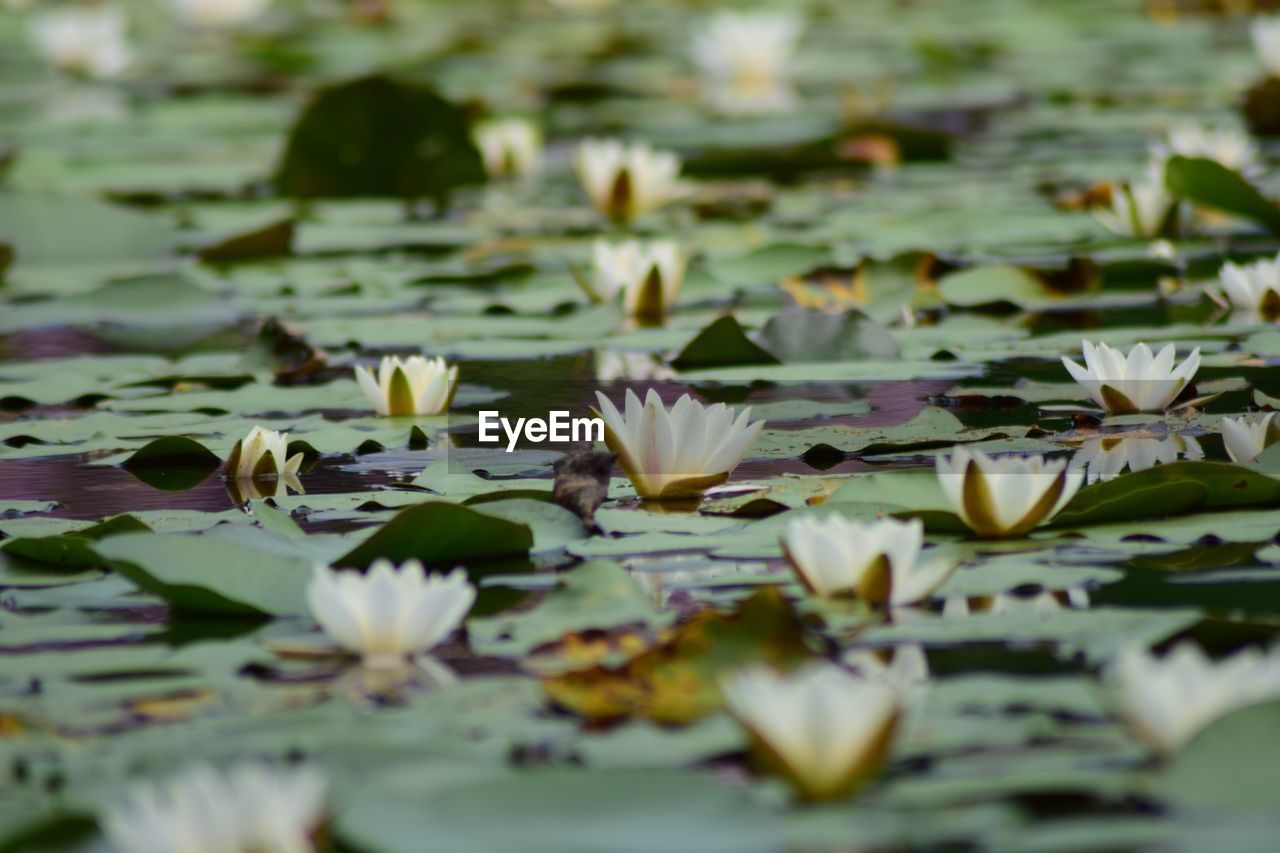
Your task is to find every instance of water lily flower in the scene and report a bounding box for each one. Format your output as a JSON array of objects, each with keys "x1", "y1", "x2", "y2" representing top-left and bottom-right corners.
[
  {"x1": 1061, "y1": 340, "x2": 1201, "y2": 414},
  {"x1": 1222, "y1": 412, "x2": 1280, "y2": 463},
  {"x1": 592, "y1": 388, "x2": 763, "y2": 501},
  {"x1": 720, "y1": 663, "x2": 900, "y2": 801},
  {"x1": 168, "y1": 0, "x2": 271, "y2": 28},
  {"x1": 1111, "y1": 641, "x2": 1280, "y2": 756},
  {"x1": 223, "y1": 426, "x2": 304, "y2": 482},
  {"x1": 307, "y1": 561, "x2": 475, "y2": 671},
  {"x1": 574, "y1": 138, "x2": 685, "y2": 224},
  {"x1": 588, "y1": 239, "x2": 686, "y2": 321},
  {"x1": 691, "y1": 11, "x2": 801, "y2": 115},
  {"x1": 473, "y1": 118, "x2": 543, "y2": 179},
  {"x1": 1071, "y1": 435, "x2": 1202, "y2": 484},
  {"x1": 30, "y1": 6, "x2": 131, "y2": 80},
  {"x1": 936, "y1": 446, "x2": 1083, "y2": 538},
  {"x1": 1094, "y1": 165, "x2": 1181, "y2": 239},
  {"x1": 355, "y1": 355, "x2": 458, "y2": 417},
  {"x1": 1216, "y1": 255, "x2": 1280, "y2": 321},
  {"x1": 1153, "y1": 124, "x2": 1263, "y2": 177},
  {"x1": 780, "y1": 515, "x2": 952, "y2": 606},
  {"x1": 101, "y1": 761, "x2": 327, "y2": 853},
  {"x1": 1252, "y1": 16, "x2": 1280, "y2": 77}
]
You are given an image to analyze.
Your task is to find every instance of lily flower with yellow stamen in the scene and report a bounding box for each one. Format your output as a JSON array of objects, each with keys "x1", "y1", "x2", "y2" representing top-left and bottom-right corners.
[
  {"x1": 691, "y1": 11, "x2": 801, "y2": 115},
  {"x1": 1216, "y1": 255, "x2": 1280, "y2": 321},
  {"x1": 1152, "y1": 124, "x2": 1262, "y2": 177},
  {"x1": 574, "y1": 138, "x2": 685, "y2": 224},
  {"x1": 307, "y1": 561, "x2": 475, "y2": 671},
  {"x1": 1061, "y1": 340, "x2": 1200, "y2": 414},
  {"x1": 720, "y1": 662, "x2": 900, "y2": 802},
  {"x1": 780, "y1": 515, "x2": 952, "y2": 606},
  {"x1": 1222, "y1": 412, "x2": 1280, "y2": 463},
  {"x1": 1094, "y1": 164, "x2": 1181, "y2": 239},
  {"x1": 587, "y1": 239, "x2": 686, "y2": 322},
  {"x1": 355, "y1": 355, "x2": 458, "y2": 417},
  {"x1": 473, "y1": 118, "x2": 543, "y2": 179},
  {"x1": 1111, "y1": 641, "x2": 1280, "y2": 757},
  {"x1": 936, "y1": 446, "x2": 1082, "y2": 538},
  {"x1": 592, "y1": 388, "x2": 763, "y2": 501},
  {"x1": 222, "y1": 426, "x2": 304, "y2": 482}
]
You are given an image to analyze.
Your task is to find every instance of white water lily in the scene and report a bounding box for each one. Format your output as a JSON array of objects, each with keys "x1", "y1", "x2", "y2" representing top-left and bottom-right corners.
[
  {"x1": 691, "y1": 11, "x2": 801, "y2": 115},
  {"x1": 473, "y1": 118, "x2": 543, "y2": 179},
  {"x1": 101, "y1": 760, "x2": 327, "y2": 853},
  {"x1": 1061, "y1": 340, "x2": 1201, "y2": 414},
  {"x1": 1217, "y1": 255, "x2": 1280, "y2": 320},
  {"x1": 588, "y1": 239, "x2": 686, "y2": 321},
  {"x1": 355, "y1": 355, "x2": 458, "y2": 417},
  {"x1": 1071, "y1": 435, "x2": 1202, "y2": 484},
  {"x1": 307, "y1": 561, "x2": 476, "y2": 671},
  {"x1": 780, "y1": 515, "x2": 951, "y2": 606},
  {"x1": 168, "y1": 0, "x2": 270, "y2": 28},
  {"x1": 574, "y1": 138, "x2": 685, "y2": 224},
  {"x1": 223, "y1": 426, "x2": 304, "y2": 482},
  {"x1": 30, "y1": 6, "x2": 130, "y2": 80},
  {"x1": 1152, "y1": 125, "x2": 1262, "y2": 177},
  {"x1": 1094, "y1": 165, "x2": 1180, "y2": 239},
  {"x1": 1111, "y1": 641, "x2": 1280, "y2": 756},
  {"x1": 1221, "y1": 412, "x2": 1280, "y2": 463},
  {"x1": 720, "y1": 662, "x2": 900, "y2": 801},
  {"x1": 1252, "y1": 16, "x2": 1280, "y2": 77},
  {"x1": 936, "y1": 446, "x2": 1083, "y2": 538},
  {"x1": 592, "y1": 388, "x2": 763, "y2": 500}
]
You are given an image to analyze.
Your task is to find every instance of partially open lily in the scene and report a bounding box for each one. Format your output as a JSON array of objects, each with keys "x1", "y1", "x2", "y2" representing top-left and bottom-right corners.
[
  {"x1": 1071, "y1": 435, "x2": 1202, "y2": 484},
  {"x1": 720, "y1": 663, "x2": 900, "y2": 802},
  {"x1": 355, "y1": 355, "x2": 458, "y2": 417},
  {"x1": 574, "y1": 138, "x2": 685, "y2": 224},
  {"x1": 1152, "y1": 124, "x2": 1262, "y2": 177},
  {"x1": 936, "y1": 446, "x2": 1083, "y2": 538},
  {"x1": 592, "y1": 389, "x2": 763, "y2": 501},
  {"x1": 307, "y1": 561, "x2": 476, "y2": 671},
  {"x1": 1111, "y1": 641, "x2": 1280, "y2": 757},
  {"x1": 101, "y1": 761, "x2": 327, "y2": 853},
  {"x1": 1093, "y1": 165, "x2": 1181, "y2": 239},
  {"x1": 222, "y1": 426, "x2": 304, "y2": 482},
  {"x1": 1253, "y1": 16, "x2": 1280, "y2": 77},
  {"x1": 1222, "y1": 412, "x2": 1280, "y2": 463},
  {"x1": 1061, "y1": 339, "x2": 1201, "y2": 414},
  {"x1": 169, "y1": 0, "x2": 271, "y2": 28},
  {"x1": 1216, "y1": 255, "x2": 1280, "y2": 321},
  {"x1": 473, "y1": 118, "x2": 543, "y2": 179},
  {"x1": 30, "y1": 6, "x2": 131, "y2": 79},
  {"x1": 780, "y1": 515, "x2": 952, "y2": 606},
  {"x1": 587, "y1": 239, "x2": 686, "y2": 322},
  {"x1": 691, "y1": 10, "x2": 801, "y2": 115}
]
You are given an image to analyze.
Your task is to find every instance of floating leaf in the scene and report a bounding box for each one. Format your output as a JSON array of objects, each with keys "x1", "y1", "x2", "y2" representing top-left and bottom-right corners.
[{"x1": 670, "y1": 315, "x2": 780, "y2": 369}]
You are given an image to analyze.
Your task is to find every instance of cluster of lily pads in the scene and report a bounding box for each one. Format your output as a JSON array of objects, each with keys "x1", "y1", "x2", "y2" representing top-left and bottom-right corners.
[{"x1": 9, "y1": 0, "x2": 1280, "y2": 850}]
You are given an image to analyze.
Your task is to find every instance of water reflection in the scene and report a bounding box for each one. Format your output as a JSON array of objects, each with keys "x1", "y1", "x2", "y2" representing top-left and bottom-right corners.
[{"x1": 1070, "y1": 434, "x2": 1202, "y2": 484}]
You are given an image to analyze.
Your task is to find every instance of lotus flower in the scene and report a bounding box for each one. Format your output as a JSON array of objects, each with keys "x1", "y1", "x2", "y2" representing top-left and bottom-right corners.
[
  {"x1": 780, "y1": 515, "x2": 951, "y2": 606},
  {"x1": 1152, "y1": 125, "x2": 1262, "y2": 177},
  {"x1": 30, "y1": 6, "x2": 130, "y2": 79},
  {"x1": 168, "y1": 0, "x2": 270, "y2": 28},
  {"x1": 355, "y1": 355, "x2": 458, "y2": 417},
  {"x1": 592, "y1": 389, "x2": 763, "y2": 501},
  {"x1": 1071, "y1": 435, "x2": 1202, "y2": 484},
  {"x1": 1094, "y1": 165, "x2": 1181, "y2": 239},
  {"x1": 720, "y1": 663, "x2": 900, "y2": 801},
  {"x1": 1061, "y1": 340, "x2": 1201, "y2": 414},
  {"x1": 101, "y1": 761, "x2": 327, "y2": 853},
  {"x1": 1217, "y1": 255, "x2": 1280, "y2": 321},
  {"x1": 574, "y1": 138, "x2": 684, "y2": 224},
  {"x1": 223, "y1": 426, "x2": 304, "y2": 482},
  {"x1": 1222, "y1": 412, "x2": 1280, "y2": 463},
  {"x1": 936, "y1": 446, "x2": 1083, "y2": 538},
  {"x1": 588, "y1": 239, "x2": 686, "y2": 321},
  {"x1": 1252, "y1": 16, "x2": 1280, "y2": 77},
  {"x1": 307, "y1": 561, "x2": 475, "y2": 670},
  {"x1": 473, "y1": 118, "x2": 543, "y2": 179},
  {"x1": 1111, "y1": 641, "x2": 1280, "y2": 756},
  {"x1": 691, "y1": 11, "x2": 801, "y2": 114}
]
